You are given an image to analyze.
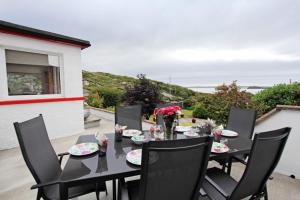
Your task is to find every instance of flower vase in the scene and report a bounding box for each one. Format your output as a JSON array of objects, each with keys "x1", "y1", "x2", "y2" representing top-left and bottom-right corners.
[{"x1": 163, "y1": 115, "x2": 175, "y2": 139}]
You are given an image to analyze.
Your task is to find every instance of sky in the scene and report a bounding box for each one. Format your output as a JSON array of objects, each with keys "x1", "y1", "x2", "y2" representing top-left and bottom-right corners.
[{"x1": 1, "y1": 0, "x2": 300, "y2": 87}]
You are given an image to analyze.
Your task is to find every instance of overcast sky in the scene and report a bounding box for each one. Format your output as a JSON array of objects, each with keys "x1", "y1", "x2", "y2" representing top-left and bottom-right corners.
[{"x1": 1, "y1": 0, "x2": 300, "y2": 86}]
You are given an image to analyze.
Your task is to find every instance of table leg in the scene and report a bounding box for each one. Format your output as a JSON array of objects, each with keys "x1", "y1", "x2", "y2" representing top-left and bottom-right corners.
[
  {"x1": 113, "y1": 179, "x2": 117, "y2": 200},
  {"x1": 227, "y1": 158, "x2": 232, "y2": 175},
  {"x1": 59, "y1": 183, "x2": 68, "y2": 200}
]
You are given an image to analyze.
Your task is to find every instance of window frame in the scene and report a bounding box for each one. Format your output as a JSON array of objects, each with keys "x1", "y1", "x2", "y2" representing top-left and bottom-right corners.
[{"x1": 2, "y1": 46, "x2": 65, "y2": 100}]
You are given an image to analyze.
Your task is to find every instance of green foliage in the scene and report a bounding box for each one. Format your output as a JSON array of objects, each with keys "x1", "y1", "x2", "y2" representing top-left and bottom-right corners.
[
  {"x1": 193, "y1": 81, "x2": 256, "y2": 124},
  {"x1": 124, "y1": 74, "x2": 162, "y2": 119},
  {"x1": 193, "y1": 103, "x2": 209, "y2": 119},
  {"x1": 86, "y1": 89, "x2": 101, "y2": 108},
  {"x1": 98, "y1": 87, "x2": 122, "y2": 108},
  {"x1": 252, "y1": 83, "x2": 300, "y2": 113},
  {"x1": 82, "y1": 70, "x2": 195, "y2": 102},
  {"x1": 181, "y1": 109, "x2": 193, "y2": 118},
  {"x1": 183, "y1": 97, "x2": 196, "y2": 108}
]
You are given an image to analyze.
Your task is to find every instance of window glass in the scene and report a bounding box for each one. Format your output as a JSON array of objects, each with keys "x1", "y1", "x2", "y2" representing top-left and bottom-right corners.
[{"x1": 5, "y1": 50, "x2": 61, "y2": 95}]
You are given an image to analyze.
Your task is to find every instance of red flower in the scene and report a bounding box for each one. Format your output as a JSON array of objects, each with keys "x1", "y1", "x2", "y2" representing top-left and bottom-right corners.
[{"x1": 153, "y1": 105, "x2": 181, "y2": 117}]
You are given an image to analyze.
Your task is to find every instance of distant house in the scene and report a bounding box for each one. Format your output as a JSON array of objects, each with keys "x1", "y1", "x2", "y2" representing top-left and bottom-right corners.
[{"x1": 0, "y1": 20, "x2": 90, "y2": 149}]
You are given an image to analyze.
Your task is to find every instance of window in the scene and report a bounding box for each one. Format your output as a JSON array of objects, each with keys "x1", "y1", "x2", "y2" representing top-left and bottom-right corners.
[{"x1": 5, "y1": 50, "x2": 61, "y2": 95}]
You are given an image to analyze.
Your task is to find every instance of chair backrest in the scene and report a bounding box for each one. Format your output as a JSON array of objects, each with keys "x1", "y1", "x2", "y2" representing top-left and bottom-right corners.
[
  {"x1": 139, "y1": 136, "x2": 213, "y2": 200},
  {"x1": 155, "y1": 113, "x2": 165, "y2": 128},
  {"x1": 156, "y1": 102, "x2": 181, "y2": 108},
  {"x1": 14, "y1": 115, "x2": 62, "y2": 185},
  {"x1": 115, "y1": 105, "x2": 142, "y2": 130},
  {"x1": 230, "y1": 127, "x2": 291, "y2": 200},
  {"x1": 226, "y1": 107, "x2": 256, "y2": 139}
]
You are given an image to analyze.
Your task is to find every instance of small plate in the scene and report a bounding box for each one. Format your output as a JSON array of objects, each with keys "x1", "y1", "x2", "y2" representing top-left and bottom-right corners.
[
  {"x1": 123, "y1": 129, "x2": 142, "y2": 138},
  {"x1": 126, "y1": 149, "x2": 142, "y2": 165},
  {"x1": 184, "y1": 131, "x2": 199, "y2": 138},
  {"x1": 68, "y1": 143, "x2": 98, "y2": 156},
  {"x1": 221, "y1": 130, "x2": 238, "y2": 137},
  {"x1": 131, "y1": 135, "x2": 148, "y2": 145},
  {"x1": 175, "y1": 126, "x2": 191, "y2": 132},
  {"x1": 211, "y1": 142, "x2": 229, "y2": 153}
]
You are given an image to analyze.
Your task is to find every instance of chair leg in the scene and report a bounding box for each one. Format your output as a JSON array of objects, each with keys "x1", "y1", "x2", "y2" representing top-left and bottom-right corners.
[
  {"x1": 249, "y1": 195, "x2": 260, "y2": 200},
  {"x1": 36, "y1": 189, "x2": 42, "y2": 200},
  {"x1": 222, "y1": 164, "x2": 226, "y2": 172},
  {"x1": 96, "y1": 183, "x2": 100, "y2": 200},
  {"x1": 227, "y1": 158, "x2": 232, "y2": 175},
  {"x1": 264, "y1": 187, "x2": 269, "y2": 200},
  {"x1": 96, "y1": 191, "x2": 100, "y2": 200}
]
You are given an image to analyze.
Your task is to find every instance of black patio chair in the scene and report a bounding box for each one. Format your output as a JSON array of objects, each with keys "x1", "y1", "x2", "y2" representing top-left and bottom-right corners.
[
  {"x1": 155, "y1": 113, "x2": 165, "y2": 128},
  {"x1": 227, "y1": 107, "x2": 257, "y2": 139},
  {"x1": 218, "y1": 107, "x2": 257, "y2": 173},
  {"x1": 14, "y1": 114, "x2": 107, "y2": 200},
  {"x1": 200, "y1": 127, "x2": 291, "y2": 200},
  {"x1": 119, "y1": 136, "x2": 213, "y2": 200},
  {"x1": 156, "y1": 102, "x2": 181, "y2": 108},
  {"x1": 115, "y1": 105, "x2": 142, "y2": 130}
]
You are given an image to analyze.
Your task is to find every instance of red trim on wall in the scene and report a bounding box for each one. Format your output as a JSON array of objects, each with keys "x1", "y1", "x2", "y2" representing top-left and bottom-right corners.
[
  {"x1": 0, "y1": 97, "x2": 85, "y2": 106},
  {"x1": 0, "y1": 30, "x2": 88, "y2": 49}
]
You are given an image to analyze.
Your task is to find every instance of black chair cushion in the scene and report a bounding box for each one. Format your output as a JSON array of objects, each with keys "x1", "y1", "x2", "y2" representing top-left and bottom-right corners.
[{"x1": 202, "y1": 167, "x2": 238, "y2": 200}]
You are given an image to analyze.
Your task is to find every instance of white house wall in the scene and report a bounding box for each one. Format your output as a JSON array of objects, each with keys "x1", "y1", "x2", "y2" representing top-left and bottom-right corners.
[
  {"x1": 0, "y1": 32, "x2": 85, "y2": 149},
  {"x1": 254, "y1": 109, "x2": 300, "y2": 178}
]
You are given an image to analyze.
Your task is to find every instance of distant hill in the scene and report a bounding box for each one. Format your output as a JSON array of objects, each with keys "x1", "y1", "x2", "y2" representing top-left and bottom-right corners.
[{"x1": 82, "y1": 70, "x2": 197, "y2": 101}]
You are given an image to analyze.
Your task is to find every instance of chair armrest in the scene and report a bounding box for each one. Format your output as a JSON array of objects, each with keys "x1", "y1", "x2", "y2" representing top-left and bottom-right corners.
[
  {"x1": 57, "y1": 152, "x2": 69, "y2": 164},
  {"x1": 31, "y1": 180, "x2": 59, "y2": 190},
  {"x1": 118, "y1": 179, "x2": 130, "y2": 200},
  {"x1": 231, "y1": 156, "x2": 247, "y2": 165},
  {"x1": 204, "y1": 175, "x2": 229, "y2": 198},
  {"x1": 199, "y1": 188, "x2": 207, "y2": 196}
]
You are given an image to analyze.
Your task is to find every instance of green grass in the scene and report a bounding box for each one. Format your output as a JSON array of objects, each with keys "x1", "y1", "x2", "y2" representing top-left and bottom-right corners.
[
  {"x1": 181, "y1": 109, "x2": 193, "y2": 118},
  {"x1": 83, "y1": 70, "x2": 197, "y2": 101},
  {"x1": 105, "y1": 106, "x2": 115, "y2": 112},
  {"x1": 180, "y1": 122, "x2": 194, "y2": 126}
]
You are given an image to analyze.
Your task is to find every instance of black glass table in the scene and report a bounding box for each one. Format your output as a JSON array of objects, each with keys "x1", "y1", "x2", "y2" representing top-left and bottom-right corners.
[{"x1": 58, "y1": 133, "x2": 252, "y2": 200}]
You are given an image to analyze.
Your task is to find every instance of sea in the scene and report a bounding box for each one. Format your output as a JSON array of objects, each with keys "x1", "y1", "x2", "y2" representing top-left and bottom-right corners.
[
  {"x1": 188, "y1": 86, "x2": 265, "y2": 94},
  {"x1": 160, "y1": 75, "x2": 297, "y2": 94}
]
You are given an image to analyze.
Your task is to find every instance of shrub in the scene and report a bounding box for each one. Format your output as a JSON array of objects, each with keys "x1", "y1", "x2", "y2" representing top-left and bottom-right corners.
[
  {"x1": 86, "y1": 92, "x2": 101, "y2": 108},
  {"x1": 193, "y1": 103, "x2": 209, "y2": 119},
  {"x1": 98, "y1": 87, "x2": 122, "y2": 108},
  {"x1": 193, "y1": 81, "x2": 257, "y2": 124},
  {"x1": 252, "y1": 83, "x2": 300, "y2": 113},
  {"x1": 124, "y1": 74, "x2": 162, "y2": 119},
  {"x1": 183, "y1": 98, "x2": 196, "y2": 108}
]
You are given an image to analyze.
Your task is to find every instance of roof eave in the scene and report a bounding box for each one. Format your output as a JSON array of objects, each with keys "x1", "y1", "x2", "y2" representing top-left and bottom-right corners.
[{"x1": 0, "y1": 20, "x2": 91, "y2": 49}]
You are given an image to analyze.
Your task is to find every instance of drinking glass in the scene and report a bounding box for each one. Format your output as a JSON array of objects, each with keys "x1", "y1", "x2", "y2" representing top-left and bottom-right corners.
[
  {"x1": 115, "y1": 124, "x2": 123, "y2": 142},
  {"x1": 155, "y1": 125, "x2": 163, "y2": 140}
]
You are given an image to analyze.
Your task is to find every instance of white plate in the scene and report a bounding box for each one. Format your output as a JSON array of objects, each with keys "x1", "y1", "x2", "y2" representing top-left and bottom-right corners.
[
  {"x1": 211, "y1": 142, "x2": 229, "y2": 153},
  {"x1": 68, "y1": 143, "x2": 98, "y2": 156},
  {"x1": 123, "y1": 129, "x2": 142, "y2": 138},
  {"x1": 221, "y1": 130, "x2": 238, "y2": 137},
  {"x1": 131, "y1": 135, "x2": 148, "y2": 145},
  {"x1": 175, "y1": 126, "x2": 191, "y2": 132},
  {"x1": 126, "y1": 149, "x2": 142, "y2": 165},
  {"x1": 184, "y1": 131, "x2": 199, "y2": 138}
]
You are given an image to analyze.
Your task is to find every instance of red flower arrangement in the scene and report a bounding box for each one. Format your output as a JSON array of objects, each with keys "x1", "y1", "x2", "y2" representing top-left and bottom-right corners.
[
  {"x1": 153, "y1": 105, "x2": 181, "y2": 117},
  {"x1": 153, "y1": 105, "x2": 181, "y2": 136}
]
